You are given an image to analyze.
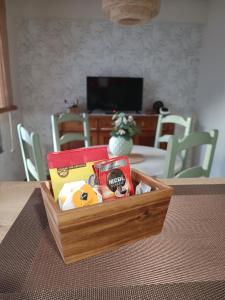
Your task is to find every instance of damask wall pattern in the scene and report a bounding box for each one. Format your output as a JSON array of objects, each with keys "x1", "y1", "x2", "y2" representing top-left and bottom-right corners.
[{"x1": 16, "y1": 18, "x2": 203, "y2": 153}]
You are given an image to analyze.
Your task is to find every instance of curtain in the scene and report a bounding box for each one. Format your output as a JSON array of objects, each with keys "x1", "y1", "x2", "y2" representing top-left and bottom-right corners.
[{"x1": 0, "y1": 0, "x2": 13, "y2": 110}]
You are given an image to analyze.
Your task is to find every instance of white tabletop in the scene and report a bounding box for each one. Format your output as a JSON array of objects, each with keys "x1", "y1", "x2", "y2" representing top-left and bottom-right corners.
[{"x1": 130, "y1": 145, "x2": 183, "y2": 178}]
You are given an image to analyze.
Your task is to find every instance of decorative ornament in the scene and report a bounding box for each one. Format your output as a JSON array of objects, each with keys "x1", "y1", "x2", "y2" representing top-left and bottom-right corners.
[{"x1": 102, "y1": 0, "x2": 160, "y2": 25}]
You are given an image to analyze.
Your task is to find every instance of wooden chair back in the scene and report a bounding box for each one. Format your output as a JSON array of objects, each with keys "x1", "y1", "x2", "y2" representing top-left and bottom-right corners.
[
  {"x1": 17, "y1": 124, "x2": 46, "y2": 181},
  {"x1": 154, "y1": 114, "x2": 192, "y2": 166},
  {"x1": 51, "y1": 112, "x2": 90, "y2": 152},
  {"x1": 163, "y1": 129, "x2": 218, "y2": 178}
]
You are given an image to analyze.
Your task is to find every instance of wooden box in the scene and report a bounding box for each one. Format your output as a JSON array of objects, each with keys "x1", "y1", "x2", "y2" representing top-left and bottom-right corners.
[{"x1": 40, "y1": 169, "x2": 173, "y2": 264}]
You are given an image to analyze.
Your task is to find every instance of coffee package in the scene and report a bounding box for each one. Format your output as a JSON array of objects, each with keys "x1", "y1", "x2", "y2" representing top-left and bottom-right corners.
[{"x1": 93, "y1": 156, "x2": 134, "y2": 201}]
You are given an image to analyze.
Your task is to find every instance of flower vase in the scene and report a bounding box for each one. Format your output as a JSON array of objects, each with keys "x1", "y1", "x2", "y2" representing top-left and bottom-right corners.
[{"x1": 109, "y1": 136, "x2": 133, "y2": 156}]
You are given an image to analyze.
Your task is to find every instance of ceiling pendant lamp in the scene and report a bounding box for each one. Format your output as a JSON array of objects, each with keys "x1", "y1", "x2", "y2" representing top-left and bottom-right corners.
[{"x1": 102, "y1": 0, "x2": 160, "y2": 25}]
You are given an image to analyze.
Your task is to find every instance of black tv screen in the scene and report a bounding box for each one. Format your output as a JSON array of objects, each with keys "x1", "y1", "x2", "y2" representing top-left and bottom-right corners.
[{"x1": 87, "y1": 76, "x2": 143, "y2": 113}]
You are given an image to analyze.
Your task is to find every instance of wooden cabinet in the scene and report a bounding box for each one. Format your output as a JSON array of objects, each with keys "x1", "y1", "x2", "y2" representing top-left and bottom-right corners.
[{"x1": 59, "y1": 114, "x2": 174, "y2": 150}]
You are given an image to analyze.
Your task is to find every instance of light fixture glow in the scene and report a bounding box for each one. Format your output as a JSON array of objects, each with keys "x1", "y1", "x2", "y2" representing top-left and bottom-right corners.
[{"x1": 102, "y1": 0, "x2": 160, "y2": 25}]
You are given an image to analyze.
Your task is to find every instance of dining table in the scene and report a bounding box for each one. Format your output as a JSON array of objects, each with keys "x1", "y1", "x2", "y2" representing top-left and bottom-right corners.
[
  {"x1": 128, "y1": 145, "x2": 183, "y2": 177},
  {"x1": 1, "y1": 177, "x2": 225, "y2": 299}
]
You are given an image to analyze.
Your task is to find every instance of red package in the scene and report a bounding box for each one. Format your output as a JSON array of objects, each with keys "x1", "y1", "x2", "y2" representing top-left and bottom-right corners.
[{"x1": 93, "y1": 156, "x2": 134, "y2": 201}]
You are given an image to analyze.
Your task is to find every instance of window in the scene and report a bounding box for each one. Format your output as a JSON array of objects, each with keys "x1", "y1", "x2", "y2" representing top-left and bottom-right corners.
[{"x1": 0, "y1": 0, "x2": 16, "y2": 113}]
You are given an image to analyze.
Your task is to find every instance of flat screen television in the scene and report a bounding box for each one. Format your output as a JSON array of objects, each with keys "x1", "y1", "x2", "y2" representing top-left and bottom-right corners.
[{"x1": 87, "y1": 76, "x2": 143, "y2": 113}]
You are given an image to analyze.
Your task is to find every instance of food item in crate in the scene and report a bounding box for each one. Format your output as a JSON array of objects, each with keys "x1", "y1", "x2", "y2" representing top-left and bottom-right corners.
[
  {"x1": 93, "y1": 156, "x2": 134, "y2": 201},
  {"x1": 48, "y1": 146, "x2": 109, "y2": 202},
  {"x1": 58, "y1": 181, "x2": 102, "y2": 211},
  {"x1": 135, "y1": 181, "x2": 152, "y2": 194}
]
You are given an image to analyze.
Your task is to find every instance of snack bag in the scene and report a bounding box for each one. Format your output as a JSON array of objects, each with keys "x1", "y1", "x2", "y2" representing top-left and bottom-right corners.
[
  {"x1": 58, "y1": 181, "x2": 102, "y2": 211},
  {"x1": 93, "y1": 156, "x2": 134, "y2": 201},
  {"x1": 48, "y1": 146, "x2": 109, "y2": 202}
]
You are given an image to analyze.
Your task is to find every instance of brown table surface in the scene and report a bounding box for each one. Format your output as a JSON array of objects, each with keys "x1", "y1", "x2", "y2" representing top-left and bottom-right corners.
[{"x1": 1, "y1": 180, "x2": 225, "y2": 299}]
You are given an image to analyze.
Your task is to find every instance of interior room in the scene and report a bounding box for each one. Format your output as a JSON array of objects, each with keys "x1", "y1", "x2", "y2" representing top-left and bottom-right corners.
[
  {"x1": 1, "y1": 0, "x2": 225, "y2": 298},
  {"x1": 0, "y1": 0, "x2": 224, "y2": 180}
]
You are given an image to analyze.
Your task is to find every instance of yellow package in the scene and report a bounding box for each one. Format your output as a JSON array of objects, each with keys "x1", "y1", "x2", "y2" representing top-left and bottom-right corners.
[{"x1": 47, "y1": 146, "x2": 109, "y2": 202}]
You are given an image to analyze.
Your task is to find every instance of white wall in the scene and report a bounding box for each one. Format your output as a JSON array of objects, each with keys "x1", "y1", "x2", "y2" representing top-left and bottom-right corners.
[
  {"x1": 197, "y1": 0, "x2": 225, "y2": 177},
  {"x1": 0, "y1": 112, "x2": 24, "y2": 180}
]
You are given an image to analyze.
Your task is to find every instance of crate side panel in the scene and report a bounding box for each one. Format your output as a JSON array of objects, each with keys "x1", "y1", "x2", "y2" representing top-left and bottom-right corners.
[{"x1": 61, "y1": 196, "x2": 170, "y2": 264}]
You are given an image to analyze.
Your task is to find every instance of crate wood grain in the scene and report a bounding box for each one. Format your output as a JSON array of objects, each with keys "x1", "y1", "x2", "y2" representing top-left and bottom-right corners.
[{"x1": 40, "y1": 169, "x2": 173, "y2": 264}]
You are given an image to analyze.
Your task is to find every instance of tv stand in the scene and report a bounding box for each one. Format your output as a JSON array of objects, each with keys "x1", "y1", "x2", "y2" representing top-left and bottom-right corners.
[
  {"x1": 102, "y1": 110, "x2": 143, "y2": 115},
  {"x1": 58, "y1": 114, "x2": 174, "y2": 150}
]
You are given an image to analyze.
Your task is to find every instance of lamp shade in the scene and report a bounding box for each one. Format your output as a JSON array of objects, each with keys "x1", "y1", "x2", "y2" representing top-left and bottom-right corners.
[{"x1": 102, "y1": 0, "x2": 160, "y2": 25}]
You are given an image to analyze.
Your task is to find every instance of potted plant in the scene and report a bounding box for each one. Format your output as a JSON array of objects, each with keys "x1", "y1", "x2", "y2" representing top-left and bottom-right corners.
[{"x1": 109, "y1": 112, "x2": 139, "y2": 156}]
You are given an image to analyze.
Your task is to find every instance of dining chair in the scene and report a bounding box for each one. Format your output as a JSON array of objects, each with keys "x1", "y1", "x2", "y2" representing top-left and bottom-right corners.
[
  {"x1": 17, "y1": 124, "x2": 47, "y2": 181},
  {"x1": 51, "y1": 112, "x2": 90, "y2": 152},
  {"x1": 154, "y1": 114, "x2": 193, "y2": 167},
  {"x1": 163, "y1": 129, "x2": 218, "y2": 178}
]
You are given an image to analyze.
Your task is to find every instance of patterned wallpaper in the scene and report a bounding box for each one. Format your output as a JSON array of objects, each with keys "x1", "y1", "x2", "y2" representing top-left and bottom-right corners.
[{"x1": 16, "y1": 18, "x2": 203, "y2": 154}]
